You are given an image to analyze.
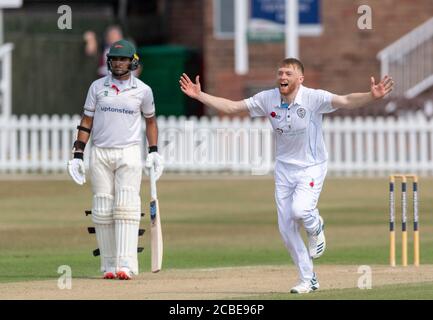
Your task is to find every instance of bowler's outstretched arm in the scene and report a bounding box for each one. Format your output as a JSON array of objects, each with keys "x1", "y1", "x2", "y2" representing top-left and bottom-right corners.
[
  {"x1": 331, "y1": 75, "x2": 394, "y2": 109},
  {"x1": 179, "y1": 73, "x2": 248, "y2": 114}
]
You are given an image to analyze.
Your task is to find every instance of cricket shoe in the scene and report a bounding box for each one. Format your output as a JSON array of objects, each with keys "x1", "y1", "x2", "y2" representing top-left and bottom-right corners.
[
  {"x1": 103, "y1": 271, "x2": 116, "y2": 279},
  {"x1": 290, "y1": 273, "x2": 320, "y2": 294},
  {"x1": 308, "y1": 216, "x2": 326, "y2": 259},
  {"x1": 116, "y1": 267, "x2": 132, "y2": 280}
]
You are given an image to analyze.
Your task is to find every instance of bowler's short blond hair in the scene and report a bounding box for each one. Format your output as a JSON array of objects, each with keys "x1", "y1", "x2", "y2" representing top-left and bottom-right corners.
[{"x1": 278, "y1": 58, "x2": 304, "y2": 75}]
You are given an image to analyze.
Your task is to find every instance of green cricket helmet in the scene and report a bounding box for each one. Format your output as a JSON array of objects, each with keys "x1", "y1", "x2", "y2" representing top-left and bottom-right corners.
[{"x1": 106, "y1": 39, "x2": 139, "y2": 71}]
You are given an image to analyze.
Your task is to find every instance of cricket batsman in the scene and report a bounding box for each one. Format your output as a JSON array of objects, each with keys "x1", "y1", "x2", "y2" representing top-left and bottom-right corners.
[
  {"x1": 180, "y1": 58, "x2": 393, "y2": 293},
  {"x1": 67, "y1": 39, "x2": 164, "y2": 280}
]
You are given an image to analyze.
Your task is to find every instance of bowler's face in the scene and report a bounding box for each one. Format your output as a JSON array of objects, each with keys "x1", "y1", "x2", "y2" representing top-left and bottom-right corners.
[{"x1": 276, "y1": 65, "x2": 304, "y2": 96}]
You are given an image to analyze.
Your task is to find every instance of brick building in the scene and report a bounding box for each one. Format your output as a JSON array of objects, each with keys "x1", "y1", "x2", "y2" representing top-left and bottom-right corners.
[
  {"x1": 166, "y1": 0, "x2": 433, "y2": 117},
  {"x1": 5, "y1": 0, "x2": 432, "y2": 116}
]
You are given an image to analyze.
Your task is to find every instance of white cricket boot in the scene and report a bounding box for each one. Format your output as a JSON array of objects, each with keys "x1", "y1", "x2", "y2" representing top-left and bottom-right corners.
[
  {"x1": 308, "y1": 216, "x2": 326, "y2": 259},
  {"x1": 290, "y1": 273, "x2": 320, "y2": 294}
]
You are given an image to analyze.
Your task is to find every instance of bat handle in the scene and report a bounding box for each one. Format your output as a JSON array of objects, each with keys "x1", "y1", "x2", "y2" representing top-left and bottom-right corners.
[{"x1": 149, "y1": 164, "x2": 157, "y2": 199}]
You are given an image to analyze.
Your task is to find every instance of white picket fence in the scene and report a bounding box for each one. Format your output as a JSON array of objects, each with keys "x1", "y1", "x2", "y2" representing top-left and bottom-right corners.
[{"x1": 0, "y1": 113, "x2": 433, "y2": 176}]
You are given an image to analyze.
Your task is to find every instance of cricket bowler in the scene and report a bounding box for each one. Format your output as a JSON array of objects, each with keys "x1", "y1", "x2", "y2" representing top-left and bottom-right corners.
[
  {"x1": 67, "y1": 39, "x2": 164, "y2": 280},
  {"x1": 180, "y1": 58, "x2": 393, "y2": 293}
]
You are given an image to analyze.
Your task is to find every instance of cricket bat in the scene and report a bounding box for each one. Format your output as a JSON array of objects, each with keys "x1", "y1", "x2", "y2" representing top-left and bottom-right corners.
[{"x1": 149, "y1": 165, "x2": 163, "y2": 273}]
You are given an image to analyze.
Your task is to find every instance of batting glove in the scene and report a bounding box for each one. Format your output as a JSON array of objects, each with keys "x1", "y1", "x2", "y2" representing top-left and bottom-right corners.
[
  {"x1": 145, "y1": 152, "x2": 164, "y2": 181},
  {"x1": 67, "y1": 158, "x2": 86, "y2": 185}
]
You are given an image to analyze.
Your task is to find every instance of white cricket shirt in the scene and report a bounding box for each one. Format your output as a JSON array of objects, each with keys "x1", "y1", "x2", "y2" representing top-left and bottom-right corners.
[
  {"x1": 83, "y1": 75, "x2": 155, "y2": 148},
  {"x1": 245, "y1": 85, "x2": 337, "y2": 167}
]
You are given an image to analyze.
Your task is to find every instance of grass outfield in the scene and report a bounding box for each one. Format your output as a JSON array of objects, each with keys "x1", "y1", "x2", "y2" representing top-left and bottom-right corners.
[{"x1": 0, "y1": 176, "x2": 432, "y2": 299}]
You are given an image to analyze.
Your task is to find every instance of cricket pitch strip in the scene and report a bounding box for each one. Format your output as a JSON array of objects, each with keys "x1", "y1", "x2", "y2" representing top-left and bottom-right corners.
[{"x1": 0, "y1": 264, "x2": 432, "y2": 299}]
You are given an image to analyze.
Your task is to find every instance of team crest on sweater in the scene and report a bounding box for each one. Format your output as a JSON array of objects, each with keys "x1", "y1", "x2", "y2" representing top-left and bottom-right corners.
[{"x1": 297, "y1": 107, "x2": 306, "y2": 119}]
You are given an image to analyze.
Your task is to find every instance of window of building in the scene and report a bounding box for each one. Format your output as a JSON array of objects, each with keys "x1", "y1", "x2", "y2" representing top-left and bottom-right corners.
[
  {"x1": 214, "y1": 0, "x2": 235, "y2": 39},
  {"x1": 213, "y1": 0, "x2": 322, "y2": 40}
]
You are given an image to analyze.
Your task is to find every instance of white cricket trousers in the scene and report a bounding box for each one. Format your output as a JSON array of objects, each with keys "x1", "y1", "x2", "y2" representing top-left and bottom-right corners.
[
  {"x1": 90, "y1": 144, "x2": 143, "y2": 274},
  {"x1": 274, "y1": 160, "x2": 328, "y2": 283}
]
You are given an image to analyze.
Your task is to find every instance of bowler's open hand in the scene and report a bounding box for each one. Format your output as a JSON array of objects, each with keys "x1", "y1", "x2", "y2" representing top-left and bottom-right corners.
[
  {"x1": 371, "y1": 75, "x2": 394, "y2": 99},
  {"x1": 179, "y1": 73, "x2": 201, "y2": 99}
]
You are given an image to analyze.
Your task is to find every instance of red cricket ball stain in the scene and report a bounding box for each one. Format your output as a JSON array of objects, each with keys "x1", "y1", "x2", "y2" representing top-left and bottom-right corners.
[
  {"x1": 111, "y1": 84, "x2": 120, "y2": 95},
  {"x1": 270, "y1": 112, "x2": 276, "y2": 118}
]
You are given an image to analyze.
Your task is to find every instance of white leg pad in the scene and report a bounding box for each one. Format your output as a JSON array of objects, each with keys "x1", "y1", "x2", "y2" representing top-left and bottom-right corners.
[
  {"x1": 92, "y1": 193, "x2": 116, "y2": 273},
  {"x1": 114, "y1": 187, "x2": 141, "y2": 274}
]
